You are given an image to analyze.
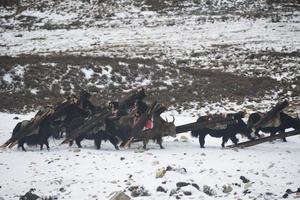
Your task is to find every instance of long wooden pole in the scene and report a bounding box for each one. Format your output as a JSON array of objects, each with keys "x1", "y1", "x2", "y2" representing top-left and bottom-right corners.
[{"x1": 227, "y1": 129, "x2": 300, "y2": 148}]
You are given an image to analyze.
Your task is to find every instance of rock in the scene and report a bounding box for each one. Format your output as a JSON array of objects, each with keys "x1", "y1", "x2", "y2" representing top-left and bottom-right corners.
[
  {"x1": 262, "y1": 173, "x2": 269, "y2": 178},
  {"x1": 59, "y1": 187, "x2": 66, "y2": 192},
  {"x1": 285, "y1": 189, "x2": 293, "y2": 194},
  {"x1": 109, "y1": 191, "x2": 131, "y2": 200},
  {"x1": 191, "y1": 183, "x2": 200, "y2": 190},
  {"x1": 73, "y1": 149, "x2": 81, "y2": 153},
  {"x1": 282, "y1": 193, "x2": 288, "y2": 198},
  {"x1": 134, "y1": 149, "x2": 145, "y2": 153},
  {"x1": 152, "y1": 160, "x2": 159, "y2": 165},
  {"x1": 19, "y1": 189, "x2": 40, "y2": 200},
  {"x1": 176, "y1": 182, "x2": 190, "y2": 188},
  {"x1": 240, "y1": 176, "x2": 250, "y2": 183},
  {"x1": 156, "y1": 168, "x2": 166, "y2": 178},
  {"x1": 203, "y1": 185, "x2": 216, "y2": 196},
  {"x1": 156, "y1": 186, "x2": 167, "y2": 193},
  {"x1": 169, "y1": 189, "x2": 178, "y2": 196},
  {"x1": 183, "y1": 191, "x2": 192, "y2": 196},
  {"x1": 180, "y1": 136, "x2": 188, "y2": 142},
  {"x1": 13, "y1": 116, "x2": 19, "y2": 120},
  {"x1": 175, "y1": 195, "x2": 181, "y2": 199},
  {"x1": 120, "y1": 157, "x2": 125, "y2": 161},
  {"x1": 166, "y1": 166, "x2": 173, "y2": 171},
  {"x1": 243, "y1": 189, "x2": 251, "y2": 195},
  {"x1": 244, "y1": 182, "x2": 252, "y2": 190},
  {"x1": 128, "y1": 186, "x2": 138, "y2": 192},
  {"x1": 222, "y1": 185, "x2": 233, "y2": 193},
  {"x1": 130, "y1": 186, "x2": 150, "y2": 197}
]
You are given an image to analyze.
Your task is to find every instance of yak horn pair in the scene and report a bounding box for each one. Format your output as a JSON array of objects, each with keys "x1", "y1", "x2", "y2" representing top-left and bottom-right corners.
[{"x1": 165, "y1": 116, "x2": 175, "y2": 123}]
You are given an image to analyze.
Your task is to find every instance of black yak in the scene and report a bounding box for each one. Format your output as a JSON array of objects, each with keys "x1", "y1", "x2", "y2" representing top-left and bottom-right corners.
[
  {"x1": 247, "y1": 112, "x2": 300, "y2": 142},
  {"x1": 191, "y1": 113, "x2": 254, "y2": 148},
  {"x1": 11, "y1": 117, "x2": 61, "y2": 151}
]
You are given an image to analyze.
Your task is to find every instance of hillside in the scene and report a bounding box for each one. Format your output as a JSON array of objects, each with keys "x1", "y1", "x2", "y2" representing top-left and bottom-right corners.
[{"x1": 0, "y1": 0, "x2": 299, "y2": 113}]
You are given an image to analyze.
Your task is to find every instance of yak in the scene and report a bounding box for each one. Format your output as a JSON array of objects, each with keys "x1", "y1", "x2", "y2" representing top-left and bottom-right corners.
[
  {"x1": 11, "y1": 117, "x2": 61, "y2": 151},
  {"x1": 247, "y1": 112, "x2": 300, "y2": 142},
  {"x1": 137, "y1": 115, "x2": 176, "y2": 149},
  {"x1": 57, "y1": 102, "x2": 120, "y2": 150},
  {"x1": 191, "y1": 113, "x2": 254, "y2": 148}
]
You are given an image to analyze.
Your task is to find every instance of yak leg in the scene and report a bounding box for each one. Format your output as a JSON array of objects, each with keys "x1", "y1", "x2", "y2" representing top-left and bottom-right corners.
[
  {"x1": 40, "y1": 143, "x2": 43, "y2": 150},
  {"x1": 222, "y1": 136, "x2": 229, "y2": 148},
  {"x1": 254, "y1": 129, "x2": 261, "y2": 138},
  {"x1": 279, "y1": 130, "x2": 287, "y2": 142},
  {"x1": 143, "y1": 139, "x2": 148, "y2": 149},
  {"x1": 94, "y1": 135, "x2": 101, "y2": 150},
  {"x1": 69, "y1": 141, "x2": 73, "y2": 147},
  {"x1": 107, "y1": 135, "x2": 119, "y2": 150},
  {"x1": 19, "y1": 142, "x2": 26, "y2": 152},
  {"x1": 75, "y1": 138, "x2": 82, "y2": 148},
  {"x1": 45, "y1": 140, "x2": 50, "y2": 150},
  {"x1": 199, "y1": 134, "x2": 206, "y2": 148},
  {"x1": 229, "y1": 135, "x2": 238, "y2": 145},
  {"x1": 157, "y1": 137, "x2": 164, "y2": 149}
]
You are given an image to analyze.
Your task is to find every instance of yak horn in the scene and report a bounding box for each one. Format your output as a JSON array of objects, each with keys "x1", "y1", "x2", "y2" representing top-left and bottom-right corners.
[
  {"x1": 165, "y1": 117, "x2": 168, "y2": 123},
  {"x1": 171, "y1": 115, "x2": 175, "y2": 123}
]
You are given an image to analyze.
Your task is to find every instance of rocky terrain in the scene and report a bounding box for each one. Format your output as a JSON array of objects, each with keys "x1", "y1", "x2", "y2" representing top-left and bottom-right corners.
[{"x1": 0, "y1": 0, "x2": 299, "y2": 113}]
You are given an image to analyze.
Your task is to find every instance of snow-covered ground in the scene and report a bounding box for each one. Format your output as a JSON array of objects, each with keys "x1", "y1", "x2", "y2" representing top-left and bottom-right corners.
[{"x1": 0, "y1": 111, "x2": 300, "y2": 199}]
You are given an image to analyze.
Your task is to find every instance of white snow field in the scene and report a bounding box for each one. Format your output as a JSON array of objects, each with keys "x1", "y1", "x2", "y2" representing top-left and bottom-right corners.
[{"x1": 0, "y1": 111, "x2": 299, "y2": 200}]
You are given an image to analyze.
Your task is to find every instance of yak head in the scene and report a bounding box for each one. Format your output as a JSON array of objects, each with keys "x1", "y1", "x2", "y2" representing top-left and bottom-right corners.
[{"x1": 161, "y1": 116, "x2": 176, "y2": 138}]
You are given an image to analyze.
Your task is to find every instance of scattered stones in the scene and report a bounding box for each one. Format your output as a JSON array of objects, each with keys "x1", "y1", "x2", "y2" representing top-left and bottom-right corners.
[
  {"x1": 203, "y1": 185, "x2": 216, "y2": 196},
  {"x1": 240, "y1": 176, "x2": 250, "y2": 183},
  {"x1": 109, "y1": 191, "x2": 131, "y2": 200},
  {"x1": 156, "y1": 186, "x2": 167, "y2": 193},
  {"x1": 222, "y1": 185, "x2": 233, "y2": 193}
]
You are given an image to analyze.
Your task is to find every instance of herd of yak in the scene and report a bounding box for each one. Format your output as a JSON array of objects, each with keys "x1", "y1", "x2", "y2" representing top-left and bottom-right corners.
[{"x1": 1, "y1": 88, "x2": 300, "y2": 151}]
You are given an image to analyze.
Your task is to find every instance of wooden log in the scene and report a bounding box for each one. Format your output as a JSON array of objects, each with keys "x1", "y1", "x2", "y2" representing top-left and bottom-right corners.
[
  {"x1": 61, "y1": 109, "x2": 111, "y2": 144},
  {"x1": 227, "y1": 129, "x2": 300, "y2": 148},
  {"x1": 175, "y1": 118, "x2": 238, "y2": 134},
  {"x1": 253, "y1": 100, "x2": 289, "y2": 129}
]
